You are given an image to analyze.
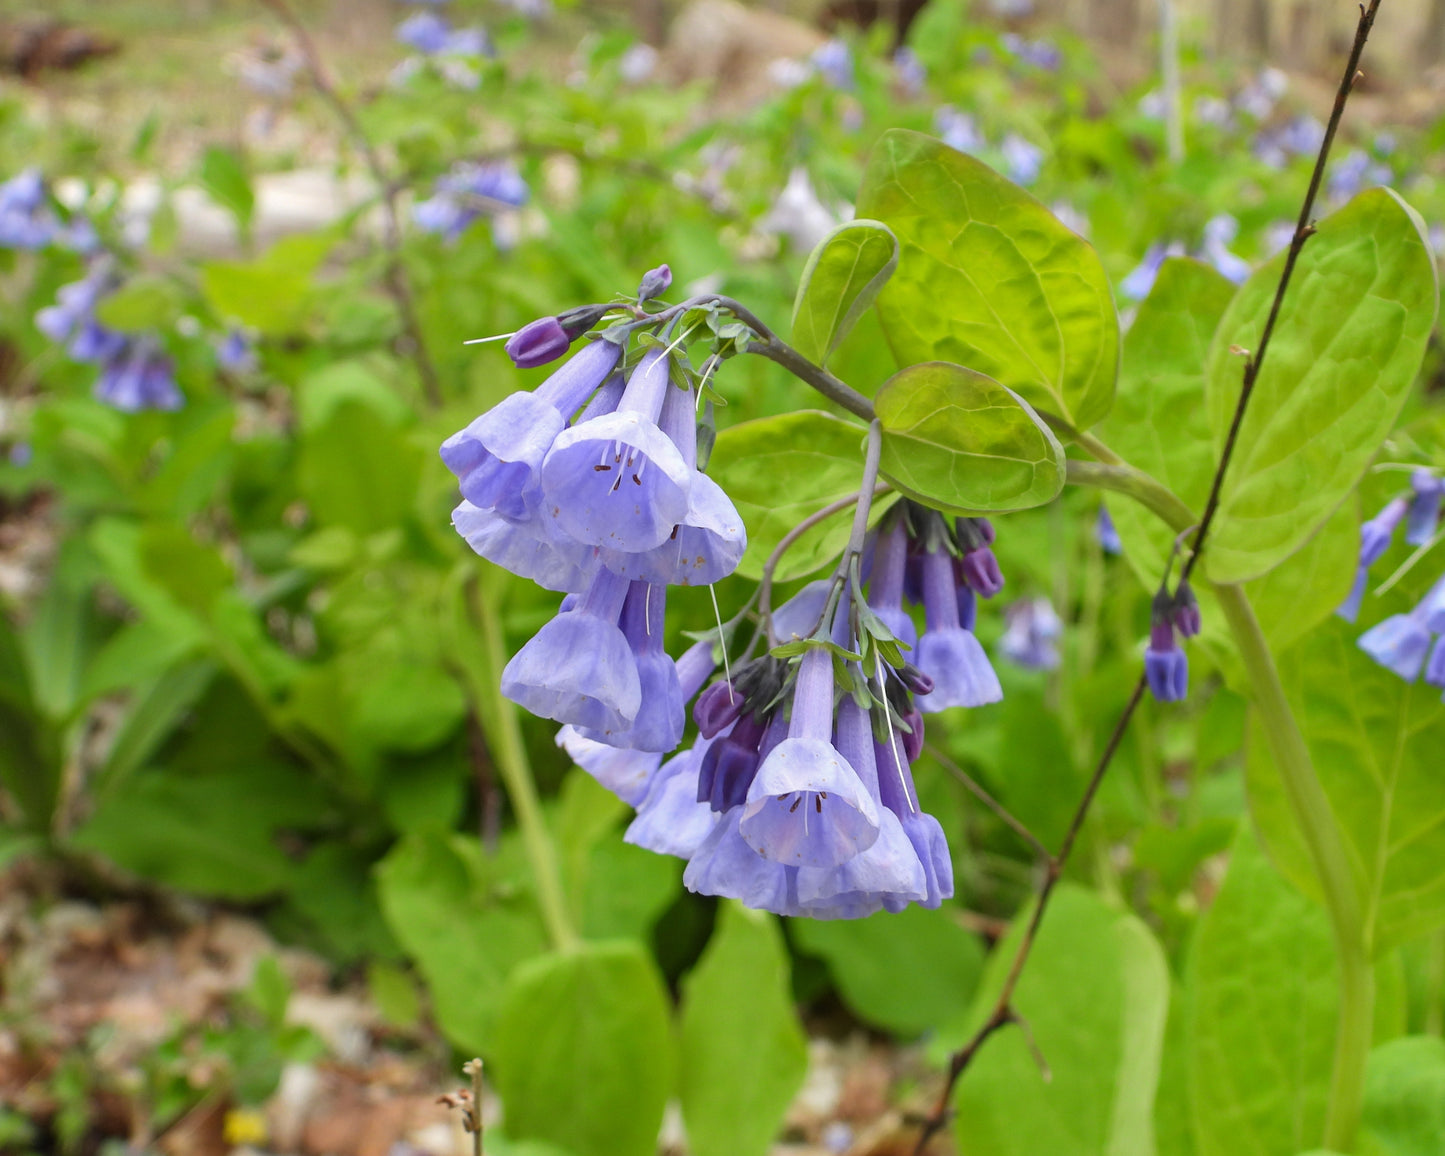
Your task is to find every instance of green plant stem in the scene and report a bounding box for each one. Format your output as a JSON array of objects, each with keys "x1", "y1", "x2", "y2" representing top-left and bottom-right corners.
[
  {"x1": 466, "y1": 573, "x2": 578, "y2": 952},
  {"x1": 1213, "y1": 581, "x2": 1372, "y2": 1150},
  {"x1": 1066, "y1": 459, "x2": 1196, "y2": 533}
]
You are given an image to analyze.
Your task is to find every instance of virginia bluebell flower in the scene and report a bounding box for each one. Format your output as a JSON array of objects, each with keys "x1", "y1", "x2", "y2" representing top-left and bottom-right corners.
[
  {"x1": 934, "y1": 107, "x2": 984, "y2": 154},
  {"x1": 1423, "y1": 636, "x2": 1445, "y2": 693},
  {"x1": 1329, "y1": 149, "x2": 1392, "y2": 204},
  {"x1": 1001, "y1": 33, "x2": 1061, "y2": 70},
  {"x1": 1358, "y1": 577, "x2": 1445, "y2": 681},
  {"x1": 811, "y1": 40, "x2": 854, "y2": 90},
  {"x1": 1200, "y1": 215, "x2": 1251, "y2": 284},
  {"x1": 594, "y1": 372, "x2": 745, "y2": 586},
  {"x1": 1234, "y1": 67, "x2": 1287, "y2": 120},
  {"x1": 618, "y1": 43, "x2": 659, "y2": 84},
  {"x1": 915, "y1": 543, "x2": 1003, "y2": 712},
  {"x1": 578, "y1": 583, "x2": 686, "y2": 752},
  {"x1": 559, "y1": 639, "x2": 715, "y2": 799},
  {"x1": 893, "y1": 47, "x2": 926, "y2": 96},
  {"x1": 1097, "y1": 506, "x2": 1122, "y2": 555},
  {"x1": 1120, "y1": 242, "x2": 1185, "y2": 301},
  {"x1": 397, "y1": 11, "x2": 451, "y2": 53},
  {"x1": 540, "y1": 348, "x2": 693, "y2": 553},
  {"x1": 736, "y1": 642, "x2": 880, "y2": 869},
  {"x1": 501, "y1": 568, "x2": 641, "y2": 732},
  {"x1": 413, "y1": 161, "x2": 528, "y2": 243},
  {"x1": 759, "y1": 168, "x2": 841, "y2": 253},
  {"x1": 1001, "y1": 134, "x2": 1044, "y2": 186},
  {"x1": 0, "y1": 169, "x2": 56, "y2": 250},
  {"x1": 873, "y1": 723, "x2": 952, "y2": 910},
  {"x1": 792, "y1": 693, "x2": 927, "y2": 914},
  {"x1": 451, "y1": 500, "x2": 598, "y2": 592},
  {"x1": 1407, "y1": 470, "x2": 1442, "y2": 546},
  {"x1": 1144, "y1": 618, "x2": 1188, "y2": 702},
  {"x1": 441, "y1": 337, "x2": 622, "y2": 520},
  {"x1": 1338, "y1": 494, "x2": 1409, "y2": 622},
  {"x1": 94, "y1": 340, "x2": 183, "y2": 412},
  {"x1": 999, "y1": 597, "x2": 1063, "y2": 670},
  {"x1": 217, "y1": 328, "x2": 256, "y2": 372},
  {"x1": 625, "y1": 735, "x2": 723, "y2": 858},
  {"x1": 866, "y1": 514, "x2": 918, "y2": 651}
]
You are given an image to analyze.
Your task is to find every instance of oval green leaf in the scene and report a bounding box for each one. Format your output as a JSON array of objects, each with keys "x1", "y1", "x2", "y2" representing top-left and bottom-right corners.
[
  {"x1": 856, "y1": 128, "x2": 1119, "y2": 430},
  {"x1": 708, "y1": 410, "x2": 893, "y2": 582},
  {"x1": 874, "y1": 362, "x2": 1065, "y2": 513},
  {"x1": 493, "y1": 940, "x2": 674, "y2": 1156},
  {"x1": 1203, "y1": 187, "x2": 1438, "y2": 583},
  {"x1": 790, "y1": 218, "x2": 899, "y2": 367},
  {"x1": 1246, "y1": 615, "x2": 1445, "y2": 957}
]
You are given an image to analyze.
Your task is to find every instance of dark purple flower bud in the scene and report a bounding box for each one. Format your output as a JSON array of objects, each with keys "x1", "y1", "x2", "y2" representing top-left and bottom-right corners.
[
  {"x1": 1144, "y1": 621, "x2": 1188, "y2": 702},
  {"x1": 557, "y1": 303, "x2": 613, "y2": 340},
  {"x1": 896, "y1": 663, "x2": 934, "y2": 697},
  {"x1": 1171, "y1": 581, "x2": 1202, "y2": 639},
  {"x1": 505, "y1": 316, "x2": 572, "y2": 368},
  {"x1": 637, "y1": 264, "x2": 672, "y2": 301},
  {"x1": 696, "y1": 711, "x2": 768, "y2": 812},
  {"x1": 899, "y1": 707, "x2": 925, "y2": 763},
  {"x1": 694, "y1": 679, "x2": 744, "y2": 738},
  {"x1": 958, "y1": 547, "x2": 1005, "y2": 598}
]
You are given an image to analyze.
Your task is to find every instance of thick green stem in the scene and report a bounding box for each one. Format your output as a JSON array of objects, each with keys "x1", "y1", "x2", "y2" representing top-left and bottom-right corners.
[
  {"x1": 1213, "y1": 582, "x2": 1372, "y2": 1150},
  {"x1": 1066, "y1": 459, "x2": 1196, "y2": 534},
  {"x1": 467, "y1": 573, "x2": 579, "y2": 952}
]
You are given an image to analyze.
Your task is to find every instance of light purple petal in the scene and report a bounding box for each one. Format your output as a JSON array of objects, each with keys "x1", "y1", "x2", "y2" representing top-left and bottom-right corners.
[{"x1": 740, "y1": 737, "x2": 879, "y2": 868}]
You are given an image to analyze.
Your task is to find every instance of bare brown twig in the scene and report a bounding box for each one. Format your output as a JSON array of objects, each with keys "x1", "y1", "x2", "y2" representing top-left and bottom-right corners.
[
  {"x1": 257, "y1": 0, "x2": 443, "y2": 408},
  {"x1": 914, "y1": 3, "x2": 1384, "y2": 1147}
]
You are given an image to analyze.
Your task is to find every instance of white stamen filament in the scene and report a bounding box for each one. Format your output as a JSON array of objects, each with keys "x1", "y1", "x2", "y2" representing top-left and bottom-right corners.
[
  {"x1": 462, "y1": 331, "x2": 517, "y2": 345},
  {"x1": 708, "y1": 584, "x2": 733, "y2": 696},
  {"x1": 878, "y1": 650, "x2": 917, "y2": 815}
]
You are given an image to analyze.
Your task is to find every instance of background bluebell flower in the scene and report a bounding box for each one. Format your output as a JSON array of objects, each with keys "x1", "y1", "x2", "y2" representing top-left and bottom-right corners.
[
  {"x1": 999, "y1": 596, "x2": 1063, "y2": 670},
  {"x1": 1145, "y1": 620, "x2": 1188, "y2": 702},
  {"x1": 1407, "y1": 469, "x2": 1443, "y2": 545}
]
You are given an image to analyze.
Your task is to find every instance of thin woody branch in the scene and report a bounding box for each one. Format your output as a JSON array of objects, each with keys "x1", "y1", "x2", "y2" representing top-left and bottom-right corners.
[
  {"x1": 257, "y1": 0, "x2": 444, "y2": 408},
  {"x1": 915, "y1": 3, "x2": 1385, "y2": 1147}
]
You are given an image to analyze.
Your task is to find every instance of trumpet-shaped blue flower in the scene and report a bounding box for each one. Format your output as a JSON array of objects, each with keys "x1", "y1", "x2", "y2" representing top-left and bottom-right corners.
[
  {"x1": 1407, "y1": 470, "x2": 1443, "y2": 546},
  {"x1": 874, "y1": 730, "x2": 953, "y2": 910},
  {"x1": 793, "y1": 695, "x2": 926, "y2": 911},
  {"x1": 451, "y1": 501, "x2": 597, "y2": 592},
  {"x1": 1097, "y1": 506, "x2": 1122, "y2": 555},
  {"x1": 1358, "y1": 578, "x2": 1445, "y2": 682},
  {"x1": 1426, "y1": 637, "x2": 1445, "y2": 694},
  {"x1": 915, "y1": 546, "x2": 1002, "y2": 712},
  {"x1": 1145, "y1": 620, "x2": 1189, "y2": 702},
  {"x1": 625, "y1": 736, "x2": 722, "y2": 859},
  {"x1": 541, "y1": 348, "x2": 693, "y2": 553},
  {"x1": 95, "y1": 341, "x2": 183, "y2": 412},
  {"x1": 739, "y1": 647, "x2": 880, "y2": 868},
  {"x1": 999, "y1": 596, "x2": 1062, "y2": 670},
  {"x1": 501, "y1": 568, "x2": 639, "y2": 732},
  {"x1": 557, "y1": 727, "x2": 662, "y2": 807},
  {"x1": 579, "y1": 583, "x2": 684, "y2": 752},
  {"x1": 595, "y1": 375, "x2": 745, "y2": 585},
  {"x1": 866, "y1": 515, "x2": 917, "y2": 650},
  {"x1": 441, "y1": 339, "x2": 621, "y2": 519},
  {"x1": 1340, "y1": 495, "x2": 1410, "y2": 622}
]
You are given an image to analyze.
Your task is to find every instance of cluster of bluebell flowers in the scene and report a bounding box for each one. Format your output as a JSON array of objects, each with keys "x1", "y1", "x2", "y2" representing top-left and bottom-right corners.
[
  {"x1": 36, "y1": 260, "x2": 183, "y2": 413},
  {"x1": 442, "y1": 273, "x2": 1019, "y2": 916},
  {"x1": 1347, "y1": 470, "x2": 1445, "y2": 694},
  {"x1": 413, "y1": 161, "x2": 528, "y2": 246}
]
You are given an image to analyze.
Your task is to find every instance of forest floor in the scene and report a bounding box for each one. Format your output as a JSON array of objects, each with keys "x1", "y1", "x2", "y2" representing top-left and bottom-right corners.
[{"x1": 0, "y1": 858, "x2": 953, "y2": 1156}]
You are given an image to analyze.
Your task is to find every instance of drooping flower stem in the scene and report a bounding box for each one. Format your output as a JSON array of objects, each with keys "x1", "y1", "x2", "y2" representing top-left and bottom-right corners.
[
  {"x1": 465, "y1": 572, "x2": 579, "y2": 951},
  {"x1": 1213, "y1": 582, "x2": 1373, "y2": 1149}
]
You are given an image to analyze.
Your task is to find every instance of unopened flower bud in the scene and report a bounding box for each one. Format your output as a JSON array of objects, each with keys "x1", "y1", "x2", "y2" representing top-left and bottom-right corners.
[
  {"x1": 637, "y1": 264, "x2": 672, "y2": 301},
  {"x1": 504, "y1": 316, "x2": 571, "y2": 368},
  {"x1": 896, "y1": 663, "x2": 935, "y2": 696},
  {"x1": 557, "y1": 303, "x2": 613, "y2": 340}
]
